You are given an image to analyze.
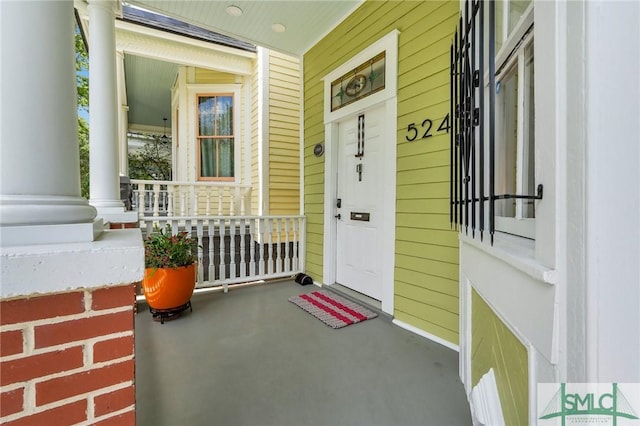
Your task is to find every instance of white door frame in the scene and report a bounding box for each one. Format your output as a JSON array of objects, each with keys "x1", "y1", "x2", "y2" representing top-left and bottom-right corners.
[{"x1": 321, "y1": 30, "x2": 398, "y2": 315}]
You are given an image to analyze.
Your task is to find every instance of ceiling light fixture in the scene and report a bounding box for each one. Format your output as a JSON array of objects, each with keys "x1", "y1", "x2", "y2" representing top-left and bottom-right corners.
[
  {"x1": 272, "y1": 23, "x2": 286, "y2": 33},
  {"x1": 161, "y1": 117, "x2": 169, "y2": 143},
  {"x1": 226, "y1": 5, "x2": 243, "y2": 17}
]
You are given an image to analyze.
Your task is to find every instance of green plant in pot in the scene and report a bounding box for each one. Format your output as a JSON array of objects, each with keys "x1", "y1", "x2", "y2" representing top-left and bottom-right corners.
[
  {"x1": 144, "y1": 226, "x2": 196, "y2": 268},
  {"x1": 142, "y1": 226, "x2": 197, "y2": 323}
]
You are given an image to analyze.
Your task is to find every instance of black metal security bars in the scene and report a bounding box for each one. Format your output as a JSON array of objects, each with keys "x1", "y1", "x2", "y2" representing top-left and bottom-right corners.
[
  {"x1": 450, "y1": 0, "x2": 542, "y2": 244},
  {"x1": 450, "y1": 0, "x2": 484, "y2": 240}
]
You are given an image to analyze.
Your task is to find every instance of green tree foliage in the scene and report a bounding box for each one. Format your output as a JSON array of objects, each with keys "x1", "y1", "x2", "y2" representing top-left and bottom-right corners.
[
  {"x1": 128, "y1": 135, "x2": 172, "y2": 181},
  {"x1": 76, "y1": 28, "x2": 90, "y2": 198},
  {"x1": 78, "y1": 118, "x2": 90, "y2": 199}
]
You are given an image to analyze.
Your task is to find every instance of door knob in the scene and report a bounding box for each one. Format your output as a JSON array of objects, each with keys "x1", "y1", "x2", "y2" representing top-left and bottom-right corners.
[{"x1": 335, "y1": 214, "x2": 341, "y2": 219}]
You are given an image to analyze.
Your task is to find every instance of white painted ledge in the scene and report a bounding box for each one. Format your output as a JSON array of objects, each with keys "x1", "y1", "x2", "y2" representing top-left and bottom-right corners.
[
  {"x1": 459, "y1": 232, "x2": 557, "y2": 285},
  {"x1": 1, "y1": 229, "x2": 144, "y2": 298},
  {"x1": 0, "y1": 220, "x2": 104, "y2": 247},
  {"x1": 100, "y1": 210, "x2": 139, "y2": 224}
]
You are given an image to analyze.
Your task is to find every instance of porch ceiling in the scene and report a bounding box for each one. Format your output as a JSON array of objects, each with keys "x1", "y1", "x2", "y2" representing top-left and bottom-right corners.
[
  {"x1": 118, "y1": 0, "x2": 361, "y2": 134},
  {"x1": 124, "y1": 54, "x2": 178, "y2": 132},
  {"x1": 127, "y1": 0, "x2": 362, "y2": 57}
]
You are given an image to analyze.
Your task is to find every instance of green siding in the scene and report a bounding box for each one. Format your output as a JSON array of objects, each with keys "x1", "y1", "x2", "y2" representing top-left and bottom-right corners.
[
  {"x1": 472, "y1": 289, "x2": 528, "y2": 426},
  {"x1": 303, "y1": 0, "x2": 459, "y2": 344},
  {"x1": 194, "y1": 68, "x2": 237, "y2": 84}
]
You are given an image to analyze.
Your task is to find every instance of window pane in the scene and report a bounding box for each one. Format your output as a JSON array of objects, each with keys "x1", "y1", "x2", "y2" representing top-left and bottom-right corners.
[
  {"x1": 495, "y1": 1, "x2": 504, "y2": 53},
  {"x1": 198, "y1": 96, "x2": 233, "y2": 137},
  {"x1": 495, "y1": 67, "x2": 518, "y2": 217},
  {"x1": 216, "y1": 96, "x2": 233, "y2": 136},
  {"x1": 200, "y1": 138, "x2": 216, "y2": 177},
  {"x1": 508, "y1": 0, "x2": 531, "y2": 34},
  {"x1": 495, "y1": 1, "x2": 532, "y2": 54},
  {"x1": 198, "y1": 97, "x2": 215, "y2": 136},
  {"x1": 522, "y1": 43, "x2": 535, "y2": 218},
  {"x1": 218, "y1": 138, "x2": 234, "y2": 177}
]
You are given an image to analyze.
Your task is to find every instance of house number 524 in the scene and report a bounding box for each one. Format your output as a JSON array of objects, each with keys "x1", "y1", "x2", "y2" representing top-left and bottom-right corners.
[{"x1": 405, "y1": 113, "x2": 450, "y2": 142}]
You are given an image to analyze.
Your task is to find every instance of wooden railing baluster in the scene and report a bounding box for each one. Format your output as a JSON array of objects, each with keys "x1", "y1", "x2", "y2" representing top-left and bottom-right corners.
[
  {"x1": 239, "y1": 218, "x2": 246, "y2": 279},
  {"x1": 229, "y1": 218, "x2": 236, "y2": 280},
  {"x1": 275, "y1": 219, "x2": 282, "y2": 274},
  {"x1": 249, "y1": 218, "x2": 256, "y2": 277},
  {"x1": 141, "y1": 215, "x2": 305, "y2": 291},
  {"x1": 219, "y1": 218, "x2": 226, "y2": 292}
]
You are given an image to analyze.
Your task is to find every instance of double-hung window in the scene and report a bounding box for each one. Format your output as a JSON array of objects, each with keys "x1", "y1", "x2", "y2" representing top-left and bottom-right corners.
[
  {"x1": 197, "y1": 94, "x2": 234, "y2": 181},
  {"x1": 493, "y1": 1, "x2": 535, "y2": 238},
  {"x1": 450, "y1": 0, "x2": 539, "y2": 243}
]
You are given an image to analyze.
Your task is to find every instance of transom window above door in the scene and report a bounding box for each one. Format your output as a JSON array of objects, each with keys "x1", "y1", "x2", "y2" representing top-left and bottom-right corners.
[{"x1": 197, "y1": 94, "x2": 234, "y2": 181}]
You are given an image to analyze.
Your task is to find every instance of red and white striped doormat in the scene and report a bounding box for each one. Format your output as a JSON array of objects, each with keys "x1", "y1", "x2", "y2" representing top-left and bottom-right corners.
[{"x1": 288, "y1": 290, "x2": 377, "y2": 329}]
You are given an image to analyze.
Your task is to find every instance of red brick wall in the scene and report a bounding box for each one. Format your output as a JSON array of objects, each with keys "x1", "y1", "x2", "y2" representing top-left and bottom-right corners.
[
  {"x1": 0, "y1": 284, "x2": 136, "y2": 425},
  {"x1": 109, "y1": 222, "x2": 139, "y2": 230}
]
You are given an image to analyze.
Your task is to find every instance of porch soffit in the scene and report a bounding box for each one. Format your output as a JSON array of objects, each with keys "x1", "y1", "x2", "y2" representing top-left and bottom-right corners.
[
  {"x1": 123, "y1": 54, "x2": 177, "y2": 130},
  {"x1": 115, "y1": 22, "x2": 256, "y2": 130},
  {"x1": 119, "y1": 4, "x2": 256, "y2": 53},
  {"x1": 116, "y1": 22, "x2": 256, "y2": 76},
  {"x1": 128, "y1": 0, "x2": 363, "y2": 56}
]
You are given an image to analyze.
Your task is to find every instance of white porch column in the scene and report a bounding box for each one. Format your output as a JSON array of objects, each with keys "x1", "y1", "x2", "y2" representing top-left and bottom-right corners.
[
  {"x1": 583, "y1": 0, "x2": 640, "y2": 383},
  {"x1": 88, "y1": 0, "x2": 136, "y2": 223},
  {"x1": 1, "y1": 14, "x2": 143, "y2": 421},
  {"x1": 116, "y1": 50, "x2": 130, "y2": 176},
  {"x1": 0, "y1": 0, "x2": 100, "y2": 246}
]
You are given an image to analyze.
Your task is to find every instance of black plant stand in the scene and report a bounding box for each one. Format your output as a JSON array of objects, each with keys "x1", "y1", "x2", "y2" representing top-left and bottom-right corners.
[{"x1": 149, "y1": 301, "x2": 192, "y2": 324}]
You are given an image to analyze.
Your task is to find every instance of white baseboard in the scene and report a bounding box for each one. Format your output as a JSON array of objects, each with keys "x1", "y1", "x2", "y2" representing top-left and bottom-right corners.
[{"x1": 392, "y1": 319, "x2": 460, "y2": 352}]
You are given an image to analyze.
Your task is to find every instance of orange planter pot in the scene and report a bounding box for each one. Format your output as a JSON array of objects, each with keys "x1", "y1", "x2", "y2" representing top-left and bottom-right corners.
[{"x1": 142, "y1": 264, "x2": 196, "y2": 310}]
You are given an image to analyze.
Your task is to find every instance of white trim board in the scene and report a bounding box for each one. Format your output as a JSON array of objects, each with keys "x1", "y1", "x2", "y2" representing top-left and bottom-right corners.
[{"x1": 393, "y1": 319, "x2": 460, "y2": 352}]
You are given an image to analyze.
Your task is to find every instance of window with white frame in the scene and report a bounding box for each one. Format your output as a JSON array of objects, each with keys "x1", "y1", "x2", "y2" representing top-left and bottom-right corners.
[
  {"x1": 449, "y1": 0, "x2": 540, "y2": 243},
  {"x1": 196, "y1": 94, "x2": 234, "y2": 181},
  {"x1": 493, "y1": 1, "x2": 535, "y2": 238}
]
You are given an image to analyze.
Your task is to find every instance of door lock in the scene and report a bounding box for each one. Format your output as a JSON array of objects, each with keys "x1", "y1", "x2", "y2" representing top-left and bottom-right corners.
[
  {"x1": 335, "y1": 214, "x2": 341, "y2": 219},
  {"x1": 336, "y1": 198, "x2": 342, "y2": 208}
]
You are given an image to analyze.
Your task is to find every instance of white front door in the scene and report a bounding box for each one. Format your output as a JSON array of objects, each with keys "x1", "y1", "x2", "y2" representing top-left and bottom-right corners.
[{"x1": 336, "y1": 105, "x2": 385, "y2": 300}]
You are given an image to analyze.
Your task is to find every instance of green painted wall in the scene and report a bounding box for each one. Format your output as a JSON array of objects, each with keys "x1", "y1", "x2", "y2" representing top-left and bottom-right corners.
[
  {"x1": 303, "y1": 0, "x2": 460, "y2": 345},
  {"x1": 472, "y1": 289, "x2": 528, "y2": 425}
]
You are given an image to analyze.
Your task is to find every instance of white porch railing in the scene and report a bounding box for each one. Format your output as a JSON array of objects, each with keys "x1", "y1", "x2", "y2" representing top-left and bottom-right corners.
[
  {"x1": 131, "y1": 180, "x2": 252, "y2": 218},
  {"x1": 141, "y1": 215, "x2": 306, "y2": 292}
]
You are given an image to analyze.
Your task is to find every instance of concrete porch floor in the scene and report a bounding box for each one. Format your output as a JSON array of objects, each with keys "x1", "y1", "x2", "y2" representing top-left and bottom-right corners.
[{"x1": 135, "y1": 281, "x2": 472, "y2": 426}]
